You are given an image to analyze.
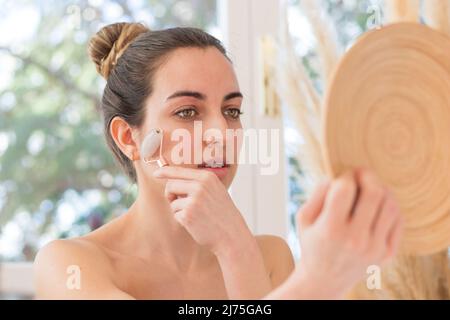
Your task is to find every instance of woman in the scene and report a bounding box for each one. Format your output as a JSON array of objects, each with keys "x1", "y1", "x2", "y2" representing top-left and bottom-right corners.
[{"x1": 33, "y1": 22, "x2": 403, "y2": 300}]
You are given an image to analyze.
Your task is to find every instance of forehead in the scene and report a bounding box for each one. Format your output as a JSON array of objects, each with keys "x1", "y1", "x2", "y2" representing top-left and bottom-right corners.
[{"x1": 152, "y1": 47, "x2": 239, "y2": 97}]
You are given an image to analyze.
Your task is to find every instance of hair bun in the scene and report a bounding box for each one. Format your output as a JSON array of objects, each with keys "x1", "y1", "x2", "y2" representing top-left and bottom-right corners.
[{"x1": 88, "y1": 22, "x2": 149, "y2": 79}]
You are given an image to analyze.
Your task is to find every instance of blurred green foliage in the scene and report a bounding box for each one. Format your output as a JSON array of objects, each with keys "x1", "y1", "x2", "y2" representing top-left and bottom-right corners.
[{"x1": 0, "y1": 0, "x2": 218, "y2": 261}]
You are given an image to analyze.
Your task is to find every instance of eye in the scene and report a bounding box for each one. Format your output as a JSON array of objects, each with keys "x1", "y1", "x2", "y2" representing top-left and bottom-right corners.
[
  {"x1": 223, "y1": 108, "x2": 243, "y2": 120},
  {"x1": 175, "y1": 107, "x2": 198, "y2": 120}
]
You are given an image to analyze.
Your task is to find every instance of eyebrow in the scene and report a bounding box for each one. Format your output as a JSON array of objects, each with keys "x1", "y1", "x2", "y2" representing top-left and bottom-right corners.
[{"x1": 166, "y1": 90, "x2": 244, "y2": 102}]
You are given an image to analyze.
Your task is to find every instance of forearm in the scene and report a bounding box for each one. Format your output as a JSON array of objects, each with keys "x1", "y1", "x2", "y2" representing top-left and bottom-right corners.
[
  {"x1": 263, "y1": 264, "x2": 344, "y2": 300},
  {"x1": 215, "y1": 237, "x2": 272, "y2": 300}
]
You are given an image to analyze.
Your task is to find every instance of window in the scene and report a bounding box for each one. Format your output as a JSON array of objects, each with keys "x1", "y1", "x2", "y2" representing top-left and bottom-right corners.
[{"x1": 0, "y1": 0, "x2": 220, "y2": 263}]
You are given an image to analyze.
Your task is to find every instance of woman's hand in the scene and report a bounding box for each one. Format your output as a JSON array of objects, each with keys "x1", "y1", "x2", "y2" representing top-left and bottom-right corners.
[
  {"x1": 153, "y1": 166, "x2": 272, "y2": 299},
  {"x1": 153, "y1": 166, "x2": 253, "y2": 255},
  {"x1": 266, "y1": 169, "x2": 404, "y2": 300}
]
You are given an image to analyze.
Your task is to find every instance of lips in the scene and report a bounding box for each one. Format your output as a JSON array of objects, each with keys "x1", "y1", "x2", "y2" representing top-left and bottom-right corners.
[
  {"x1": 197, "y1": 160, "x2": 230, "y2": 179},
  {"x1": 197, "y1": 163, "x2": 230, "y2": 169},
  {"x1": 197, "y1": 158, "x2": 230, "y2": 169}
]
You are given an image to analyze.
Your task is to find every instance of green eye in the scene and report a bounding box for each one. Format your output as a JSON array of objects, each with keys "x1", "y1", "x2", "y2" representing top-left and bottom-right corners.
[
  {"x1": 176, "y1": 108, "x2": 198, "y2": 119},
  {"x1": 224, "y1": 108, "x2": 243, "y2": 120}
]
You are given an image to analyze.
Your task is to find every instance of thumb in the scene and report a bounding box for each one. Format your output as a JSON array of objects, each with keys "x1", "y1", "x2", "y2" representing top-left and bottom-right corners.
[{"x1": 297, "y1": 180, "x2": 330, "y2": 230}]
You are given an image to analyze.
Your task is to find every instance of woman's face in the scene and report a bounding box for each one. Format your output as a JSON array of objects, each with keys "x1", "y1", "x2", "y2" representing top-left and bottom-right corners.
[{"x1": 134, "y1": 47, "x2": 243, "y2": 188}]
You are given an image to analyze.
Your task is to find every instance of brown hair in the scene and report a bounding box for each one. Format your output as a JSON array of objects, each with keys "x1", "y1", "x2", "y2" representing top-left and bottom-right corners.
[{"x1": 88, "y1": 22, "x2": 229, "y2": 183}]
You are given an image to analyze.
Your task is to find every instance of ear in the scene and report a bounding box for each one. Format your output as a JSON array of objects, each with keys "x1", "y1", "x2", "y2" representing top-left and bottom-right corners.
[{"x1": 109, "y1": 116, "x2": 140, "y2": 161}]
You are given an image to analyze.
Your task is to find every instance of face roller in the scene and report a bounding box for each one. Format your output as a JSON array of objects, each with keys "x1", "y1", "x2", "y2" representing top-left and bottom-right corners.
[{"x1": 140, "y1": 128, "x2": 168, "y2": 167}]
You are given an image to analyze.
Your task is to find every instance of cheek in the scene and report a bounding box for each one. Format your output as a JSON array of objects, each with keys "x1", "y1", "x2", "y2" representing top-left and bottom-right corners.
[
  {"x1": 227, "y1": 128, "x2": 244, "y2": 164},
  {"x1": 151, "y1": 121, "x2": 244, "y2": 167},
  {"x1": 140, "y1": 107, "x2": 192, "y2": 164},
  {"x1": 161, "y1": 126, "x2": 197, "y2": 166}
]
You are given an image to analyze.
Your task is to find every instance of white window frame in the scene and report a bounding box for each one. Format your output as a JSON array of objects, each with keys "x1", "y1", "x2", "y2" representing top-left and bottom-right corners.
[{"x1": 219, "y1": 0, "x2": 289, "y2": 239}]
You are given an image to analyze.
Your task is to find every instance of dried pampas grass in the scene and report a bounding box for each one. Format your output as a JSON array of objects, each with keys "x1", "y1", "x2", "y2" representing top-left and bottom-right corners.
[
  {"x1": 424, "y1": 0, "x2": 450, "y2": 35},
  {"x1": 272, "y1": 0, "x2": 450, "y2": 300},
  {"x1": 274, "y1": 8, "x2": 326, "y2": 195},
  {"x1": 347, "y1": 251, "x2": 450, "y2": 300},
  {"x1": 300, "y1": 0, "x2": 342, "y2": 89},
  {"x1": 384, "y1": 0, "x2": 421, "y2": 23}
]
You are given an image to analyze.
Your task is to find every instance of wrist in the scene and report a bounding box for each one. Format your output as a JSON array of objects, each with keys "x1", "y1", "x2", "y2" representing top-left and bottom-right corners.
[
  {"x1": 212, "y1": 222, "x2": 256, "y2": 257},
  {"x1": 213, "y1": 233, "x2": 259, "y2": 262},
  {"x1": 292, "y1": 263, "x2": 346, "y2": 300}
]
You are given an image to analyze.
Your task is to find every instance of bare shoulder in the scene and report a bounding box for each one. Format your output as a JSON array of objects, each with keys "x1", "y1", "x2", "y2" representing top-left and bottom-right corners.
[
  {"x1": 34, "y1": 238, "x2": 111, "y2": 275},
  {"x1": 33, "y1": 237, "x2": 133, "y2": 299},
  {"x1": 255, "y1": 234, "x2": 290, "y2": 252},
  {"x1": 255, "y1": 235, "x2": 295, "y2": 288}
]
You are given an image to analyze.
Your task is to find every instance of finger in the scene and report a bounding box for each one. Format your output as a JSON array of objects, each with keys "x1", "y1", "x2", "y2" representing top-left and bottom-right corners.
[
  {"x1": 297, "y1": 180, "x2": 330, "y2": 228},
  {"x1": 169, "y1": 197, "x2": 191, "y2": 213},
  {"x1": 173, "y1": 209, "x2": 187, "y2": 226},
  {"x1": 153, "y1": 166, "x2": 210, "y2": 181},
  {"x1": 385, "y1": 214, "x2": 404, "y2": 261},
  {"x1": 351, "y1": 170, "x2": 386, "y2": 233},
  {"x1": 373, "y1": 193, "x2": 400, "y2": 250},
  {"x1": 321, "y1": 170, "x2": 358, "y2": 225},
  {"x1": 165, "y1": 179, "x2": 197, "y2": 201}
]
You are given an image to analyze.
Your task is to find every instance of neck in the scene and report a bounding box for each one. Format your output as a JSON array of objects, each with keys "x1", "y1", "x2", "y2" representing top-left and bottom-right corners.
[{"x1": 124, "y1": 177, "x2": 208, "y2": 272}]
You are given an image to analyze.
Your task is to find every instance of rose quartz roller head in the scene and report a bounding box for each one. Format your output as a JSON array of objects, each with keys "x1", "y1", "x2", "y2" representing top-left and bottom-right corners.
[{"x1": 140, "y1": 128, "x2": 168, "y2": 167}]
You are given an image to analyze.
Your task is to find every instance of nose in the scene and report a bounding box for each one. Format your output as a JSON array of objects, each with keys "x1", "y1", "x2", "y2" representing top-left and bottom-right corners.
[
  {"x1": 202, "y1": 112, "x2": 229, "y2": 145},
  {"x1": 200, "y1": 112, "x2": 232, "y2": 164}
]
